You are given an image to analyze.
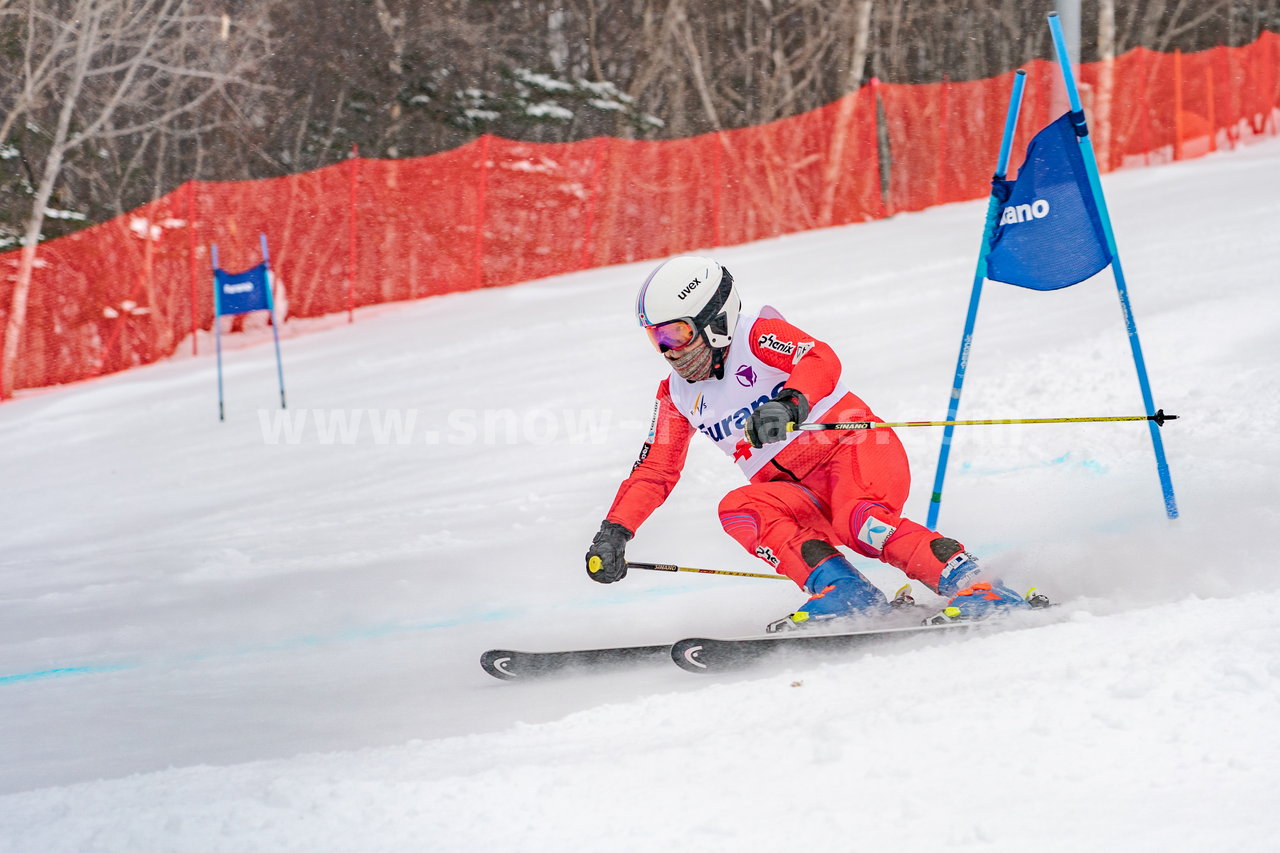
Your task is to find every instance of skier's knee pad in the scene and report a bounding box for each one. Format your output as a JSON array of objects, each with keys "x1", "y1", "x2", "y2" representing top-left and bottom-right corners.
[
  {"x1": 801, "y1": 539, "x2": 841, "y2": 568},
  {"x1": 930, "y1": 537, "x2": 964, "y2": 563}
]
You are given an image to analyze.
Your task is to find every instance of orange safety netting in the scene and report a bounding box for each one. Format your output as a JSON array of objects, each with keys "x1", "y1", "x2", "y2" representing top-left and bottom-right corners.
[{"x1": 2, "y1": 32, "x2": 1277, "y2": 396}]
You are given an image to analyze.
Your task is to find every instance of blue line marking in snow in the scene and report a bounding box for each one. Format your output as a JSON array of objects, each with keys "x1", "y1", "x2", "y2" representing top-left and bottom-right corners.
[
  {"x1": 0, "y1": 664, "x2": 134, "y2": 686},
  {"x1": 3, "y1": 580, "x2": 733, "y2": 688},
  {"x1": 959, "y1": 452, "x2": 1108, "y2": 477},
  {"x1": 0, "y1": 606, "x2": 524, "y2": 688}
]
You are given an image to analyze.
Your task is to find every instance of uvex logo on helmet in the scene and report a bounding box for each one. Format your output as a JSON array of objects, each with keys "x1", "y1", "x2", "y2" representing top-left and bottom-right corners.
[
  {"x1": 1000, "y1": 199, "x2": 1050, "y2": 225},
  {"x1": 677, "y1": 278, "x2": 702, "y2": 300}
]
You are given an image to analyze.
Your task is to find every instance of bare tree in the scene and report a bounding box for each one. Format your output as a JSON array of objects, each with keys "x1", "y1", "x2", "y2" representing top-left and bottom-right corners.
[
  {"x1": 1, "y1": 0, "x2": 269, "y2": 396},
  {"x1": 821, "y1": 0, "x2": 875, "y2": 225},
  {"x1": 1096, "y1": 0, "x2": 1116, "y2": 168}
]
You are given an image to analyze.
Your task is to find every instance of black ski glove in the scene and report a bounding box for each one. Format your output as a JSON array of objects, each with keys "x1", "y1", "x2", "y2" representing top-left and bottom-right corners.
[
  {"x1": 744, "y1": 388, "x2": 811, "y2": 448},
  {"x1": 586, "y1": 520, "x2": 634, "y2": 584}
]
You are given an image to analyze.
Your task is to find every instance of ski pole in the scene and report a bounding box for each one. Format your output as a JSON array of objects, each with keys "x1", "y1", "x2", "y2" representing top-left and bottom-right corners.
[
  {"x1": 627, "y1": 561, "x2": 788, "y2": 581},
  {"x1": 791, "y1": 409, "x2": 1178, "y2": 432}
]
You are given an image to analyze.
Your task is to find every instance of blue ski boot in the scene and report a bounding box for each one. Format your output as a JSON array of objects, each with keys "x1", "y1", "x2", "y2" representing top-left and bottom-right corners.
[
  {"x1": 936, "y1": 547, "x2": 983, "y2": 598},
  {"x1": 766, "y1": 552, "x2": 888, "y2": 633},
  {"x1": 928, "y1": 548, "x2": 1048, "y2": 624}
]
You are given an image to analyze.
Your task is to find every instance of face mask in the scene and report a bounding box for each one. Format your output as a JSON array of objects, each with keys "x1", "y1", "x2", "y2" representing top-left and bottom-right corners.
[{"x1": 665, "y1": 334, "x2": 713, "y2": 382}]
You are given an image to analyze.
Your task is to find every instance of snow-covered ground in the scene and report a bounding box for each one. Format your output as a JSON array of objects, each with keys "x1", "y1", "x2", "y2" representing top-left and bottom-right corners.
[{"x1": 2, "y1": 135, "x2": 1278, "y2": 852}]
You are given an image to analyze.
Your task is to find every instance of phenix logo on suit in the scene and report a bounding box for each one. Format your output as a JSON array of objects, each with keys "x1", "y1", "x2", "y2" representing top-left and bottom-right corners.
[{"x1": 756, "y1": 333, "x2": 816, "y2": 366}]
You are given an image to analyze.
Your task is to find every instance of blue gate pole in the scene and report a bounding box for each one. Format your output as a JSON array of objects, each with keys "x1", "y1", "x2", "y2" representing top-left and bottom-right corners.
[
  {"x1": 926, "y1": 69, "x2": 1027, "y2": 530},
  {"x1": 1048, "y1": 13, "x2": 1178, "y2": 519},
  {"x1": 212, "y1": 243, "x2": 225, "y2": 422},
  {"x1": 260, "y1": 233, "x2": 287, "y2": 410}
]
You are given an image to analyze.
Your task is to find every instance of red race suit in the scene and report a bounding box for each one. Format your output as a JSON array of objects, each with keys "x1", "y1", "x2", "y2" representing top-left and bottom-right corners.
[{"x1": 605, "y1": 307, "x2": 961, "y2": 592}]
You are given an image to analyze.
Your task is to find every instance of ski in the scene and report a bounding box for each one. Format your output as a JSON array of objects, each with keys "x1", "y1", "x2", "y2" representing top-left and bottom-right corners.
[
  {"x1": 480, "y1": 643, "x2": 671, "y2": 680},
  {"x1": 670, "y1": 621, "x2": 981, "y2": 673}
]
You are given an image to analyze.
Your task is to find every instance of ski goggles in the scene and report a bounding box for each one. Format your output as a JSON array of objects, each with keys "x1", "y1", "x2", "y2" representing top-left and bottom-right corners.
[{"x1": 644, "y1": 318, "x2": 698, "y2": 351}]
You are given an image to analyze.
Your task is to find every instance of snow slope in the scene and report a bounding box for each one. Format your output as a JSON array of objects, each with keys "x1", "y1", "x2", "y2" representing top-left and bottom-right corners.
[{"x1": 1, "y1": 135, "x2": 1278, "y2": 852}]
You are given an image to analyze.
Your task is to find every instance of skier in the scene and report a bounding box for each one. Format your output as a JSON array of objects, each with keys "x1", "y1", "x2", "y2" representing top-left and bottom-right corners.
[{"x1": 585, "y1": 255, "x2": 1044, "y2": 630}]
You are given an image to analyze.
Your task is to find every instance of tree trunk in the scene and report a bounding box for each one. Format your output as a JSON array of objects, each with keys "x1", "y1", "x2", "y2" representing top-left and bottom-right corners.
[
  {"x1": 819, "y1": 0, "x2": 874, "y2": 226},
  {"x1": 1097, "y1": 0, "x2": 1116, "y2": 170},
  {"x1": 3, "y1": 147, "x2": 64, "y2": 398},
  {"x1": 1, "y1": 3, "x2": 94, "y2": 398},
  {"x1": 677, "y1": 3, "x2": 722, "y2": 132}
]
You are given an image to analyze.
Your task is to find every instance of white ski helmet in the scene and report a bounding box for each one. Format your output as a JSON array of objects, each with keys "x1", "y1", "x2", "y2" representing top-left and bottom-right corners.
[{"x1": 635, "y1": 256, "x2": 741, "y2": 376}]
